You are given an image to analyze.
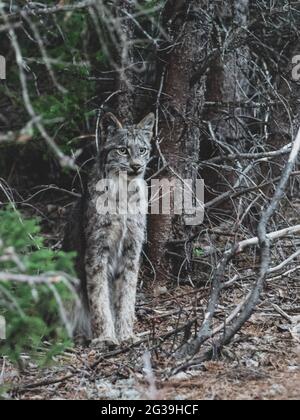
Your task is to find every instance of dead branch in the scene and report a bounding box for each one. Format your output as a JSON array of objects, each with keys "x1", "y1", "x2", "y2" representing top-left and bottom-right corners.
[
  {"x1": 0, "y1": 6, "x2": 76, "y2": 169},
  {"x1": 0, "y1": 272, "x2": 70, "y2": 284},
  {"x1": 176, "y1": 127, "x2": 300, "y2": 366},
  {"x1": 201, "y1": 143, "x2": 293, "y2": 165},
  {"x1": 2, "y1": 0, "x2": 96, "y2": 19},
  {"x1": 12, "y1": 372, "x2": 77, "y2": 395},
  {"x1": 235, "y1": 225, "x2": 300, "y2": 253}
]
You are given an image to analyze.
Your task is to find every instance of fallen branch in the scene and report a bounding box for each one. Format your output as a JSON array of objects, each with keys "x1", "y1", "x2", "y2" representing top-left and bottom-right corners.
[
  {"x1": 267, "y1": 265, "x2": 300, "y2": 282},
  {"x1": 12, "y1": 372, "x2": 77, "y2": 395},
  {"x1": 223, "y1": 249, "x2": 300, "y2": 288},
  {"x1": 197, "y1": 224, "x2": 300, "y2": 258},
  {"x1": 268, "y1": 249, "x2": 300, "y2": 274},
  {"x1": 236, "y1": 225, "x2": 300, "y2": 253}
]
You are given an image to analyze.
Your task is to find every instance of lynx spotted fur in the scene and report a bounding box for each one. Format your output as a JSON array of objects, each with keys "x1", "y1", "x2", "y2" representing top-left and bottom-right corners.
[{"x1": 64, "y1": 113, "x2": 155, "y2": 347}]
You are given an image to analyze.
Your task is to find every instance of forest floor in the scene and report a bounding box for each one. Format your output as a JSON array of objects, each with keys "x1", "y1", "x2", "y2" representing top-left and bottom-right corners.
[
  {"x1": 1, "y1": 199, "x2": 300, "y2": 400},
  {"x1": 2, "y1": 279, "x2": 299, "y2": 400}
]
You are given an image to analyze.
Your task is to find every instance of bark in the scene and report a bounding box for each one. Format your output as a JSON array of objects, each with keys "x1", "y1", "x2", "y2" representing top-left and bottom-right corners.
[
  {"x1": 115, "y1": 0, "x2": 137, "y2": 124},
  {"x1": 147, "y1": 0, "x2": 214, "y2": 283},
  {"x1": 201, "y1": 0, "x2": 250, "y2": 206},
  {"x1": 114, "y1": 0, "x2": 155, "y2": 124}
]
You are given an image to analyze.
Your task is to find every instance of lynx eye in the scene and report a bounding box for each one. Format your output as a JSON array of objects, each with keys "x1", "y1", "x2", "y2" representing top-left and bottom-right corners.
[
  {"x1": 117, "y1": 148, "x2": 128, "y2": 156},
  {"x1": 139, "y1": 148, "x2": 147, "y2": 155}
]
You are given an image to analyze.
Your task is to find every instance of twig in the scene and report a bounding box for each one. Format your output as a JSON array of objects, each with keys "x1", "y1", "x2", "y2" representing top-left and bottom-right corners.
[
  {"x1": 268, "y1": 249, "x2": 300, "y2": 274},
  {"x1": 235, "y1": 225, "x2": 300, "y2": 253},
  {"x1": 0, "y1": 273, "x2": 67, "y2": 284},
  {"x1": 271, "y1": 304, "x2": 292, "y2": 323},
  {"x1": 0, "y1": 7, "x2": 76, "y2": 169},
  {"x1": 5, "y1": 1, "x2": 96, "y2": 18},
  {"x1": 12, "y1": 373, "x2": 76, "y2": 394}
]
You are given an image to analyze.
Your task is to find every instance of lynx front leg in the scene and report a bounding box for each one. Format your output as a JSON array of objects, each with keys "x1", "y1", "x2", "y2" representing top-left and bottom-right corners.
[
  {"x1": 114, "y1": 240, "x2": 143, "y2": 343},
  {"x1": 114, "y1": 267, "x2": 139, "y2": 343},
  {"x1": 86, "y1": 259, "x2": 118, "y2": 347}
]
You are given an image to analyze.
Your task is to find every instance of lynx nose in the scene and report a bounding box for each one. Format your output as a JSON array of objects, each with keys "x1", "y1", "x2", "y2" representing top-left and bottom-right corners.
[{"x1": 131, "y1": 163, "x2": 142, "y2": 173}]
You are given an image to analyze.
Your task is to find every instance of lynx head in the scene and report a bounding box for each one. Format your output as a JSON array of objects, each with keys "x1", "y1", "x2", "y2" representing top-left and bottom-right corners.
[{"x1": 99, "y1": 113, "x2": 155, "y2": 178}]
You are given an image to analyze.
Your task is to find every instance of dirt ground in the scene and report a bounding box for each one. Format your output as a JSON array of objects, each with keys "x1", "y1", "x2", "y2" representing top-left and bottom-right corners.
[{"x1": 2, "y1": 281, "x2": 299, "y2": 400}]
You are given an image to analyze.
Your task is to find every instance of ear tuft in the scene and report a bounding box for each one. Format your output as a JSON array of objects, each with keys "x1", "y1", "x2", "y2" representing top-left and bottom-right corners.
[
  {"x1": 100, "y1": 113, "x2": 123, "y2": 143},
  {"x1": 137, "y1": 113, "x2": 155, "y2": 132}
]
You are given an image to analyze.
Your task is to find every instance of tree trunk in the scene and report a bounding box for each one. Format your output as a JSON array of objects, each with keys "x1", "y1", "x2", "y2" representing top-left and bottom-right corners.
[
  {"x1": 148, "y1": 0, "x2": 214, "y2": 284},
  {"x1": 114, "y1": 0, "x2": 156, "y2": 125},
  {"x1": 114, "y1": 0, "x2": 137, "y2": 124},
  {"x1": 201, "y1": 0, "x2": 250, "y2": 211}
]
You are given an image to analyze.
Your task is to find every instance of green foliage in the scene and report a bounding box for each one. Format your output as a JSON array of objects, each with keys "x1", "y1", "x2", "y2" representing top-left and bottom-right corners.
[
  {"x1": 0, "y1": 207, "x2": 76, "y2": 365},
  {"x1": 29, "y1": 10, "x2": 96, "y2": 153},
  {"x1": 139, "y1": 0, "x2": 164, "y2": 11},
  {"x1": 32, "y1": 78, "x2": 95, "y2": 153},
  {"x1": 194, "y1": 247, "x2": 205, "y2": 258},
  {"x1": 1, "y1": 7, "x2": 96, "y2": 160},
  {"x1": 137, "y1": 0, "x2": 165, "y2": 22}
]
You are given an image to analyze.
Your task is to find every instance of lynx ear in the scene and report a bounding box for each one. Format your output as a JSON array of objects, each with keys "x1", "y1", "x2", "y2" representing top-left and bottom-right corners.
[
  {"x1": 100, "y1": 113, "x2": 123, "y2": 142},
  {"x1": 137, "y1": 113, "x2": 155, "y2": 132}
]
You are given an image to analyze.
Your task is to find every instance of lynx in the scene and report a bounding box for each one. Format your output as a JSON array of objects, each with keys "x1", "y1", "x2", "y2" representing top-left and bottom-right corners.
[{"x1": 64, "y1": 112, "x2": 155, "y2": 347}]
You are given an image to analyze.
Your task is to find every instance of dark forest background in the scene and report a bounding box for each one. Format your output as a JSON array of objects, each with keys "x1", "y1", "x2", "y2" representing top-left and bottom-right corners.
[{"x1": 0, "y1": 0, "x2": 299, "y2": 399}]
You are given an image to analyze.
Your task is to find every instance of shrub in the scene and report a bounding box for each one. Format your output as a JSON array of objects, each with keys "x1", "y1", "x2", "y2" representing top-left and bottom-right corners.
[{"x1": 0, "y1": 207, "x2": 77, "y2": 365}]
